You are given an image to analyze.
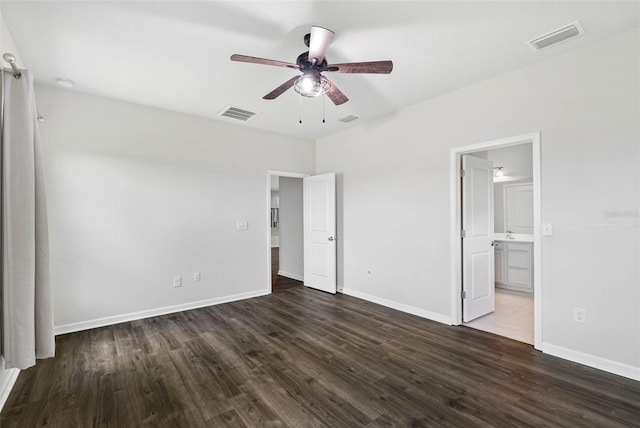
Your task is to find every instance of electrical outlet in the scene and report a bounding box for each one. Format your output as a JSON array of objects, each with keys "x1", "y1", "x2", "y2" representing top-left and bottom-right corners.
[
  {"x1": 173, "y1": 276, "x2": 182, "y2": 288},
  {"x1": 193, "y1": 272, "x2": 201, "y2": 282},
  {"x1": 573, "y1": 307, "x2": 586, "y2": 323}
]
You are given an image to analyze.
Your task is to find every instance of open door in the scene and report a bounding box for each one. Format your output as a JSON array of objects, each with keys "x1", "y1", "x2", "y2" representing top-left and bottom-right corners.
[
  {"x1": 303, "y1": 173, "x2": 336, "y2": 294},
  {"x1": 462, "y1": 155, "x2": 495, "y2": 322}
]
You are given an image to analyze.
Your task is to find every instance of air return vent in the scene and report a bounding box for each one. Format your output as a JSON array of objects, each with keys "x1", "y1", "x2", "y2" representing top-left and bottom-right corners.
[
  {"x1": 218, "y1": 105, "x2": 260, "y2": 122},
  {"x1": 528, "y1": 21, "x2": 584, "y2": 51},
  {"x1": 338, "y1": 114, "x2": 359, "y2": 123}
]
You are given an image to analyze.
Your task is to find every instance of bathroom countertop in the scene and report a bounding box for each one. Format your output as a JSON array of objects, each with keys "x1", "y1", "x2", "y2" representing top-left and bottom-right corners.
[{"x1": 494, "y1": 233, "x2": 534, "y2": 243}]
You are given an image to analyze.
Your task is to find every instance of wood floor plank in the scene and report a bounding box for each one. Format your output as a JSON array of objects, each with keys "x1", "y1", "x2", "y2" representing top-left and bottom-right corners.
[
  {"x1": 2, "y1": 284, "x2": 639, "y2": 427},
  {"x1": 230, "y1": 391, "x2": 287, "y2": 427}
]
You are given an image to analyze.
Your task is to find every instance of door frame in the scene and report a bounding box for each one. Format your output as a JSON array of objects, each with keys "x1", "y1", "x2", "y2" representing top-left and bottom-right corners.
[
  {"x1": 266, "y1": 170, "x2": 309, "y2": 293},
  {"x1": 449, "y1": 132, "x2": 542, "y2": 350}
]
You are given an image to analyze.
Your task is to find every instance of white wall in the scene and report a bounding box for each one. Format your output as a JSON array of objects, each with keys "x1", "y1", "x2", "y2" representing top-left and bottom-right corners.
[
  {"x1": 0, "y1": 12, "x2": 24, "y2": 69},
  {"x1": 278, "y1": 177, "x2": 303, "y2": 280},
  {"x1": 35, "y1": 85, "x2": 315, "y2": 330},
  {"x1": 488, "y1": 143, "x2": 533, "y2": 180},
  {"x1": 494, "y1": 181, "x2": 505, "y2": 233},
  {"x1": 317, "y1": 29, "x2": 639, "y2": 374}
]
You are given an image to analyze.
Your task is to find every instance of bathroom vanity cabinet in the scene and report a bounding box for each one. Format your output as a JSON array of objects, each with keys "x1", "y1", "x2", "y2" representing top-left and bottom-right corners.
[{"x1": 494, "y1": 240, "x2": 533, "y2": 293}]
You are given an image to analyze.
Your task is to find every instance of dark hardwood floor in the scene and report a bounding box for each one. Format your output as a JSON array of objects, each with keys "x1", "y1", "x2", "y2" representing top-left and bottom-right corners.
[
  {"x1": 2, "y1": 286, "x2": 639, "y2": 427},
  {"x1": 271, "y1": 246, "x2": 302, "y2": 292}
]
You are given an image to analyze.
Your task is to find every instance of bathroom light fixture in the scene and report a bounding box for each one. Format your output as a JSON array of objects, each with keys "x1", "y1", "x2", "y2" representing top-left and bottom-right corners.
[
  {"x1": 494, "y1": 167, "x2": 504, "y2": 177},
  {"x1": 293, "y1": 72, "x2": 330, "y2": 98}
]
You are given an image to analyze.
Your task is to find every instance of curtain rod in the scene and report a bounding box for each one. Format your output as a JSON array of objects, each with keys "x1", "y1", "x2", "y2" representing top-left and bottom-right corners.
[{"x1": 2, "y1": 53, "x2": 22, "y2": 79}]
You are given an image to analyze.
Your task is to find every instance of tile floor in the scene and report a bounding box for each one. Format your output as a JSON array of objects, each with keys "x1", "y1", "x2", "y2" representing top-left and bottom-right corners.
[{"x1": 464, "y1": 288, "x2": 534, "y2": 344}]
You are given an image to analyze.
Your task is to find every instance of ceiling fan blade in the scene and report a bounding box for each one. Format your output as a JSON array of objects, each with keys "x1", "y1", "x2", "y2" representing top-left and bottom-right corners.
[
  {"x1": 329, "y1": 61, "x2": 393, "y2": 74},
  {"x1": 230, "y1": 54, "x2": 299, "y2": 70},
  {"x1": 308, "y1": 26, "x2": 335, "y2": 64},
  {"x1": 263, "y1": 76, "x2": 299, "y2": 100},
  {"x1": 325, "y1": 80, "x2": 349, "y2": 105}
]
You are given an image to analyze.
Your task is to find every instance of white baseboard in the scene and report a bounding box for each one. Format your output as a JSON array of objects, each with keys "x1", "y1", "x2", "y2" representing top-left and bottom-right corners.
[
  {"x1": 339, "y1": 289, "x2": 639, "y2": 381},
  {"x1": 0, "y1": 358, "x2": 20, "y2": 412},
  {"x1": 277, "y1": 270, "x2": 303, "y2": 282},
  {"x1": 54, "y1": 289, "x2": 270, "y2": 335},
  {"x1": 542, "y1": 342, "x2": 640, "y2": 381},
  {"x1": 341, "y1": 287, "x2": 453, "y2": 325}
]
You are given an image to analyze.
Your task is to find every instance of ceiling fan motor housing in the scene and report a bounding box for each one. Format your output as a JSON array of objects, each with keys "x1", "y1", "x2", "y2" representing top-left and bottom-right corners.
[{"x1": 296, "y1": 52, "x2": 329, "y2": 72}]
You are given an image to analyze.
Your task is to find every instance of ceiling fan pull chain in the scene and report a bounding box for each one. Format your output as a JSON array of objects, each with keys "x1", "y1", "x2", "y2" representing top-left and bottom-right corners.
[
  {"x1": 299, "y1": 92, "x2": 302, "y2": 124},
  {"x1": 322, "y1": 94, "x2": 326, "y2": 123}
]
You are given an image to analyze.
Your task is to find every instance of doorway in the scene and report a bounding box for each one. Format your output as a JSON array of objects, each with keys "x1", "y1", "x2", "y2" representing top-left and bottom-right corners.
[
  {"x1": 268, "y1": 171, "x2": 306, "y2": 292},
  {"x1": 266, "y1": 170, "x2": 338, "y2": 295},
  {"x1": 450, "y1": 133, "x2": 542, "y2": 349}
]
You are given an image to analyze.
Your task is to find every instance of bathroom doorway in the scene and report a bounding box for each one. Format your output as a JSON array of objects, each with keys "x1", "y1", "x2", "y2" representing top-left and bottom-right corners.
[{"x1": 450, "y1": 133, "x2": 542, "y2": 349}]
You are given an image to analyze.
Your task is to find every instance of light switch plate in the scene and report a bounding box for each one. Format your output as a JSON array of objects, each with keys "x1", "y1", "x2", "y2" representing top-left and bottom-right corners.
[
  {"x1": 542, "y1": 223, "x2": 553, "y2": 236},
  {"x1": 236, "y1": 221, "x2": 249, "y2": 231}
]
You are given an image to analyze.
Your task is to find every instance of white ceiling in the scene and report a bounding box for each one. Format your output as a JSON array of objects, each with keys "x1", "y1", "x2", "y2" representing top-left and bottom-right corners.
[{"x1": 2, "y1": 1, "x2": 638, "y2": 140}]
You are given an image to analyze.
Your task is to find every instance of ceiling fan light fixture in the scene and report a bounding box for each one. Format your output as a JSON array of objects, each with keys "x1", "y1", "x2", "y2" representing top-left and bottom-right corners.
[
  {"x1": 294, "y1": 73, "x2": 331, "y2": 98},
  {"x1": 231, "y1": 25, "x2": 392, "y2": 107}
]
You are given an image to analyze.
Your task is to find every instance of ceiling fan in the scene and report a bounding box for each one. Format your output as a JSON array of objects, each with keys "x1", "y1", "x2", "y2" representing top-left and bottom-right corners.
[{"x1": 230, "y1": 26, "x2": 393, "y2": 106}]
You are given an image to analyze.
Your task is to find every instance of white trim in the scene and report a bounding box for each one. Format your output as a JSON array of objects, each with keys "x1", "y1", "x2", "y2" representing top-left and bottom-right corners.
[
  {"x1": 450, "y1": 132, "x2": 542, "y2": 350},
  {"x1": 341, "y1": 288, "x2": 453, "y2": 325},
  {"x1": 53, "y1": 289, "x2": 269, "y2": 335},
  {"x1": 0, "y1": 358, "x2": 20, "y2": 412},
  {"x1": 277, "y1": 270, "x2": 304, "y2": 282},
  {"x1": 542, "y1": 343, "x2": 640, "y2": 382},
  {"x1": 531, "y1": 137, "x2": 542, "y2": 348},
  {"x1": 266, "y1": 170, "x2": 309, "y2": 295}
]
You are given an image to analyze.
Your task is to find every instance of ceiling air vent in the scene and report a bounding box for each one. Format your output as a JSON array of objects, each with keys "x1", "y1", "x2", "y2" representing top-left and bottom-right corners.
[
  {"x1": 528, "y1": 21, "x2": 584, "y2": 51},
  {"x1": 218, "y1": 105, "x2": 260, "y2": 122},
  {"x1": 338, "y1": 114, "x2": 359, "y2": 123}
]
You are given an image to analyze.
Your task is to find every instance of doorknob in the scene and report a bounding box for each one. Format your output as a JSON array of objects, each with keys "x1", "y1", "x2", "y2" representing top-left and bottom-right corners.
[
  {"x1": 328, "y1": 236, "x2": 334, "y2": 241},
  {"x1": 490, "y1": 240, "x2": 497, "y2": 246}
]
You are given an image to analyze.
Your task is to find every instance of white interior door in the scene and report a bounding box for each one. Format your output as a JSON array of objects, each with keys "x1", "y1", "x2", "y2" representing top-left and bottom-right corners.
[
  {"x1": 303, "y1": 173, "x2": 336, "y2": 293},
  {"x1": 462, "y1": 155, "x2": 495, "y2": 322}
]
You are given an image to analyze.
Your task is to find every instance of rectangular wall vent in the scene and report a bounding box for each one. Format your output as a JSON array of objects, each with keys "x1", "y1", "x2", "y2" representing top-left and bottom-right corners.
[
  {"x1": 528, "y1": 21, "x2": 584, "y2": 51},
  {"x1": 338, "y1": 114, "x2": 359, "y2": 123},
  {"x1": 218, "y1": 105, "x2": 260, "y2": 122}
]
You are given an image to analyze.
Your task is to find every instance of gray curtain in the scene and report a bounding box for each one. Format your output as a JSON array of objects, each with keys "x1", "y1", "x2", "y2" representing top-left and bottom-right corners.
[{"x1": 1, "y1": 69, "x2": 54, "y2": 370}]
